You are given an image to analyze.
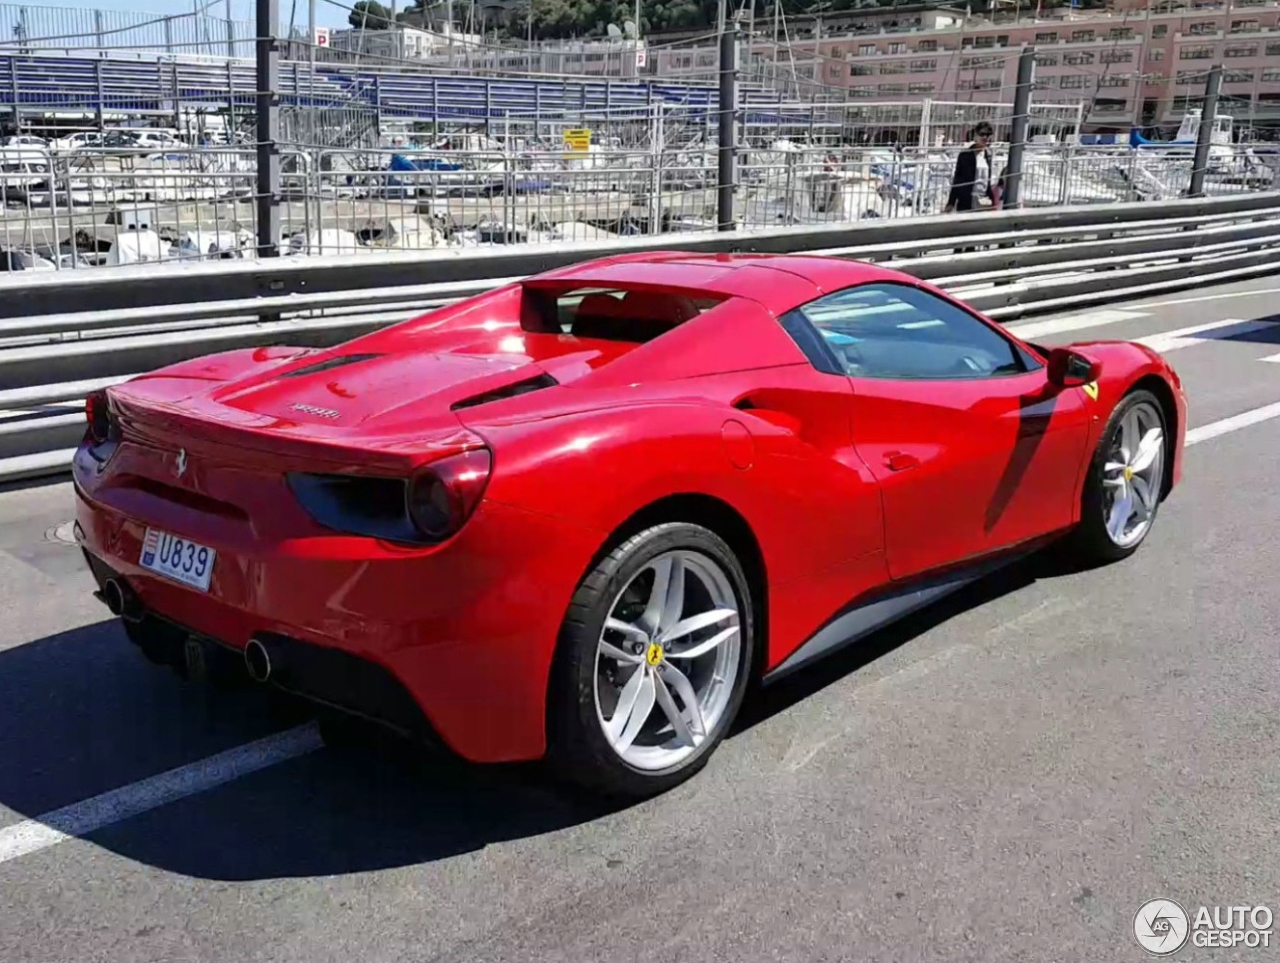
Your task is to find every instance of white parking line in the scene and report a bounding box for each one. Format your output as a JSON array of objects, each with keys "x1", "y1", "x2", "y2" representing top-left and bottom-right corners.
[
  {"x1": 1007, "y1": 309, "x2": 1150, "y2": 339},
  {"x1": 1186, "y1": 401, "x2": 1280, "y2": 446},
  {"x1": 1129, "y1": 286, "x2": 1280, "y2": 310},
  {"x1": 1135, "y1": 318, "x2": 1279, "y2": 354},
  {"x1": 0, "y1": 724, "x2": 322, "y2": 866}
]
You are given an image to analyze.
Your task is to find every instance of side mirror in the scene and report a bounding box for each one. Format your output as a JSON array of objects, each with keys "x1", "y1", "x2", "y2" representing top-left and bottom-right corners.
[{"x1": 1046, "y1": 347, "x2": 1102, "y2": 388}]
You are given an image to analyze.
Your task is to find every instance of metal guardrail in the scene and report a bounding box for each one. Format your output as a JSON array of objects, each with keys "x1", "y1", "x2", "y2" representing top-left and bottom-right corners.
[{"x1": 4, "y1": 190, "x2": 1280, "y2": 484}]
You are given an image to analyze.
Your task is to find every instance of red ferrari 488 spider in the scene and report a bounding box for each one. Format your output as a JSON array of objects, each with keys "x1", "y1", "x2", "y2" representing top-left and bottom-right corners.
[{"x1": 73, "y1": 252, "x2": 1186, "y2": 797}]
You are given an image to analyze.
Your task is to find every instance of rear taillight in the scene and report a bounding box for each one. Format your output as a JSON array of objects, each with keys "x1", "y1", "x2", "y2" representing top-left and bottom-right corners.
[
  {"x1": 407, "y1": 448, "x2": 492, "y2": 542},
  {"x1": 85, "y1": 389, "x2": 113, "y2": 444},
  {"x1": 286, "y1": 447, "x2": 492, "y2": 546}
]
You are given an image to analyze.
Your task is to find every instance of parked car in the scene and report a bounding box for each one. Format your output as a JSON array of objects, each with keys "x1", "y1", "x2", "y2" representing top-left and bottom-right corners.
[{"x1": 72, "y1": 252, "x2": 1187, "y2": 798}]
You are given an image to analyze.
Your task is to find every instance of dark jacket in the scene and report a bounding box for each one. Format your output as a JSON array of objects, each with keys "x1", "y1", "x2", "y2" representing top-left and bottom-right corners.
[{"x1": 947, "y1": 145, "x2": 996, "y2": 211}]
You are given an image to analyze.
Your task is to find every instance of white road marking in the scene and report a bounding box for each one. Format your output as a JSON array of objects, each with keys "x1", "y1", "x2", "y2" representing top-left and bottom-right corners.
[
  {"x1": 1007, "y1": 308, "x2": 1149, "y2": 339},
  {"x1": 1260, "y1": 351, "x2": 1280, "y2": 364},
  {"x1": 1129, "y1": 286, "x2": 1280, "y2": 310},
  {"x1": 1186, "y1": 401, "x2": 1280, "y2": 446},
  {"x1": 1135, "y1": 318, "x2": 1277, "y2": 353},
  {"x1": 0, "y1": 724, "x2": 322, "y2": 866}
]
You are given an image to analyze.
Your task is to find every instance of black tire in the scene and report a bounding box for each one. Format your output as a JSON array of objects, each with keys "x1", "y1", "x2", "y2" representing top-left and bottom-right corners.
[
  {"x1": 1066, "y1": 388, "x2": 1168, "y2": 565},
  {"x1": 545, "y1": 522, "x2": 756, "y2": 800}
]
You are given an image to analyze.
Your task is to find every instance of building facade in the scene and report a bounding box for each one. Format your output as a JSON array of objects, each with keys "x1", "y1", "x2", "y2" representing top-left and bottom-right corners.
[
  {"x1": 328, "y1": 23, "x2": 483, "y2": 61},
  {"x1": 650, "y1": 1, "x2": 1280, "y2": 133}
]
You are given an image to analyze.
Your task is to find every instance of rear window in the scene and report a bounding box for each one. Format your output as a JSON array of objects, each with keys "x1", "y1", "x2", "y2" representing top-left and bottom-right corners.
[{"x1": 524, "y1": 286, "x2": 726, "y2": 343}]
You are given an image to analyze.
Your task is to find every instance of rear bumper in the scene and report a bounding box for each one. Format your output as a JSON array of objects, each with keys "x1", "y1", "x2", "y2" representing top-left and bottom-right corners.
[
  {"x1": 73, "y1": 475, "x2": 605, "y2": 764},
  {"x1": 83, "y1": 547, "x2": 446, "y2": 746}
]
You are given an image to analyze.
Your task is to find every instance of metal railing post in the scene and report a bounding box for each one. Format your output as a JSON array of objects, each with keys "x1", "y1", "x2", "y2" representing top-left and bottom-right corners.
[
  {"x1": 716, "y1": 9, "x2": 738, "y2": 232},
  {"x1": 226, "y1": 0, "x2": 237, "y2": 59},
  {"x1": 1003, "y1": 45, "x2": 1036, "y2": 210},
  {"x1": 255, "y1": 0, "x2": 282, "y2": 257},
  {"x1": 1189, "y1": 64, "x2": 1222, "y2": 198}
]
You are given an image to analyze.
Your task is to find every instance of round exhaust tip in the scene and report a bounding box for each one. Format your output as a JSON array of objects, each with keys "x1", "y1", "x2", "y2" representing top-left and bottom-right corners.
[
  {"x1": 244, "y1": 637, "x2": 272, "y2": 683},
  {"x1": 102, "y1": 578, "x2": 125, "y2": 616}
]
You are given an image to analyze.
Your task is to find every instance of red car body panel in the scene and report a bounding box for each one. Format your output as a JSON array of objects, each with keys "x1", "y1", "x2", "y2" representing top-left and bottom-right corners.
[
  {"x1": 847, "y1": 369, "x2": 1093, "y2": 581},
  {"x1": 72, "y1": 253, "x2": 1187, "y2": 763}
]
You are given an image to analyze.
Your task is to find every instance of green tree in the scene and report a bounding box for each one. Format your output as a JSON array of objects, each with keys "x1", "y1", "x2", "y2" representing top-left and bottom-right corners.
[
  {"x1": 493, "y1": 0, "x2": 1091, "y2": 42},
  {"x1": 349, "y1": 0, "x2": 394, "y2": 29}
]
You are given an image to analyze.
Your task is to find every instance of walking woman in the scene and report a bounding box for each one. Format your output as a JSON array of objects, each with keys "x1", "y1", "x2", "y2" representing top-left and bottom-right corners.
[{"x1": 945, "y1": 121, "x2": 998, "y2": 213}]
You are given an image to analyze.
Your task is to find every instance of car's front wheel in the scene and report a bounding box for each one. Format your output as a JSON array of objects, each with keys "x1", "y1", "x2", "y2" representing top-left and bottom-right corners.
[
  {"x1": 1068, "y1": 388, "x2": 1168, "y2": 563},
  {"x1": 547, "y1": 522, "x2": 755, "y2": 799}
]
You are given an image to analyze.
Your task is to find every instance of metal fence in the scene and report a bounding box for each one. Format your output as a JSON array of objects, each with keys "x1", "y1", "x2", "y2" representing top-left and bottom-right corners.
[
  {"x1": 3, "y1": 189, "x2": 1280, "y2": 483},
  {"x1": 3, "y1": 141, "x2": 1276, "y2": 269},
  {"x1": 0, "y1": 2, "x2": 259, "y2": 58}
]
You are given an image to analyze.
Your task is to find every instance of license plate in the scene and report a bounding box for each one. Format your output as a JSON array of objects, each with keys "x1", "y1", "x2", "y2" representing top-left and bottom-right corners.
[{"x1": 139, "y1": 527, "x2": 216, "y2": 592}]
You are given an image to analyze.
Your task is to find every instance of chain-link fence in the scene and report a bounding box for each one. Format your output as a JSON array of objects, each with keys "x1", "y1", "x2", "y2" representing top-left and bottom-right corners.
[{"x1": 3, "y1": 135, "x2": 1276, "y2": 270}]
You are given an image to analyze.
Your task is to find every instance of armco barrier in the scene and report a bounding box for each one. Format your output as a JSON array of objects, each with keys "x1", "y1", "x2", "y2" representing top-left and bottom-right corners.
[{"x1": 3, "y1": 191, "x2": 1280, "y2": 483}]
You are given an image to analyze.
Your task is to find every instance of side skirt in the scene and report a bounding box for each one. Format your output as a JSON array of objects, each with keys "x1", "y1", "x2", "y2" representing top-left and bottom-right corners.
[{"x1": 761, "y1": 547, "x2": 1035, "y2": 686}]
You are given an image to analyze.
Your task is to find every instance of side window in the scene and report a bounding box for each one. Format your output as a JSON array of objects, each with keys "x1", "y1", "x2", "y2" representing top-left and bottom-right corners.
[
  {"x1": 780, "y1": 282, "x2": 1037, "y2": 380},
  {"x1": 525, "y1": 286, "x2": 724, "y2": 343}
]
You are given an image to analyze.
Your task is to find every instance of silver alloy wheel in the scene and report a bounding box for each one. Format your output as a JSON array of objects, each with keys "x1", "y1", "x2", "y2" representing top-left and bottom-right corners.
[
  {"x1": 1102, "y1": 400, "x2": 1165, "y2": 549},
  {"x1": 593, "y1": 549, "x2": 742, "y2": 771}
]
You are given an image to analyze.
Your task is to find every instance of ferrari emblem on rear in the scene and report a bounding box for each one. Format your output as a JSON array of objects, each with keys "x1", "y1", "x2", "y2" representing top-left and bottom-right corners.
[
  {"x1": 646, "y1": 643, "x2": 665, "y2": 667},
  {"x1": 174, "y1": 448, "x2": 187, "y2": 478},
  {"x1": 1082, "y1": 382, "x2": 1099, "y2": 401}
]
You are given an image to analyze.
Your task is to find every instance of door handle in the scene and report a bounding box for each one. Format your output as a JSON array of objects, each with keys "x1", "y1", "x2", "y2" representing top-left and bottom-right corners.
[{"x1": 884, "y1": 451, "x2": 920, "y2": 471}]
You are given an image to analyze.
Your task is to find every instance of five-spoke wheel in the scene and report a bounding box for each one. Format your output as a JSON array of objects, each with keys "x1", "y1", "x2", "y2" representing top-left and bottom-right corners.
[
  {"x1": 1100, "y1": 398, "x2": 1165, "y2": 549},
  {"x1": 548, "y1": 522, "x2": 754, "y2": 798},
  {"x1": 1070, "y1": 388, "x2": 1170, "y2": 563},
  {"x1": 594, "y1": 549, "x2": 742, "y2": 771}
]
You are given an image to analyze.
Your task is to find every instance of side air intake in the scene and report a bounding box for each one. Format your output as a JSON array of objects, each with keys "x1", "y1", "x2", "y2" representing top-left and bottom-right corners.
[
  {"x1": 279, "y1": 353, "x2": 385, "y2": 378},
  {"x1": 450, "y1": 373, "x2": 559, "y2": 411}
]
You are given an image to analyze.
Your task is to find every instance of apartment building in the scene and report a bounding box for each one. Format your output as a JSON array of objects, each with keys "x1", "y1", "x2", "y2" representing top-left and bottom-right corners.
[
  {"x1": 328, "y1": 23, "x2": 483, "y2": 61},
  {"x1": 651, "y1": 0, "x2": 1280, "y2": 132}
]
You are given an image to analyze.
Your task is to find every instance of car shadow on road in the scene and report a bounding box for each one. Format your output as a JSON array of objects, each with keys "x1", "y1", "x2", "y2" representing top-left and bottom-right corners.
[
  {"x1": 0, "y1": 619, "x2": 628, "y2": 881},
  {"x1": 731, "y1": 544, "x2": 1096, "y2": 735},
  {"x1": 85, "y1": 729, "x2": 625, "y2": 881},
  {"x1": 1191, "y1": 313, "x2": 1280, "y2": 347},
  {"x1": 0, "y1": 545, "x2": 1094, "y2": 882}
]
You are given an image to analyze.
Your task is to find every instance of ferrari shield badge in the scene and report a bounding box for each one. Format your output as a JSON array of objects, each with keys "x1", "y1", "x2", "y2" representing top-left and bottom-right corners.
[{"x1": 1082, "y1": 381, "x2": 1099, "y2": 401}]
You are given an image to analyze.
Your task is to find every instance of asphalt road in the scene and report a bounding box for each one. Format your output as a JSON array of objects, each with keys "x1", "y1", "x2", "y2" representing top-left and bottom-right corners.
[{"x1": 2, "y1": 274, "x2": 1280, "y2": 962}]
